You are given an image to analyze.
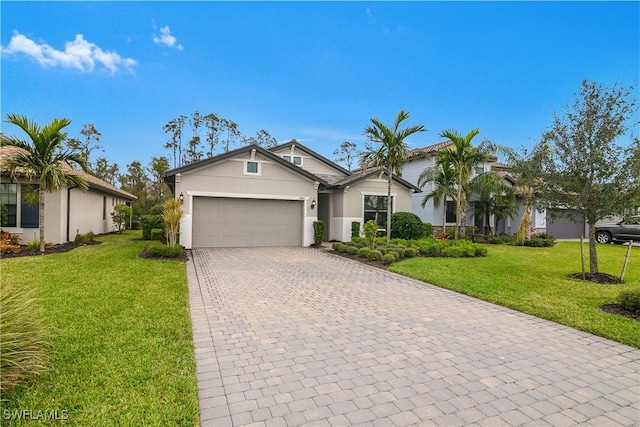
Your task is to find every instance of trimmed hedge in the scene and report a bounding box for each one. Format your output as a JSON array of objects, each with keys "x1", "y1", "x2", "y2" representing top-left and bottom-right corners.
[
  {"x1": 619, "y1": 290, "x2": 640, "y2": 314},
  {"x1": 140, "y1": 215, "x2": 164, "y2": 240},
  {"x1": 145, "y1": 242, "x2": 184, "y2": 258},
  {"x1": 390, "y1": 212, "x2": 424, "y2": 240},
  {"x1": 150, "y1": 228, "x2": 164, "y2": 241}
]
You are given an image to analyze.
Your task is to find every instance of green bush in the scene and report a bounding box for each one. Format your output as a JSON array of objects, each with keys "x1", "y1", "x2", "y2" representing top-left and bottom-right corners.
[
  {"x1": 442, "y1": 245, "x2": 464, "y2": 258},
  {"x1": 381, "y1": 254, "x2": 396, "y2": 265},
  {"x1": 404, "y1": 247, "x2": 417, "y2": 258},
  {"x1": 140, "y1": 215, "x2": 164, "y2": 240},
  {"x1": 367, "y1": 250, "x2": 383, "y2": 261},
  {"x1": 1, "y1": 281, "x2": 49, "y2": 393},
  {"x1": 422, "y1": 222, "x2": 433, "y2": 238},
  {"x1": 347, "y1": 245, "x2": 359, "y2": 255},
  {"x1": 74, "y1": 231, "x2": 95, "y2": 244},
  {"x1": 363, "y1": 220, "x2": 378, "y2": 248},
  {"x1": 145, "y1": 242, "x2": 183, "y2": 258},
  {"x1": 618, "y1": 290, "x2": 640, "y2": 314},
  {"x1": 345, "y1": 241, "x2": 358, "y2": 247},
  {"x1": 26, "y1": 240, "x2": 40, "y2": 250},
  {"x1": 358, "y1": 247, "x2": 371, "y2": 257},
  {"x1": 390, "y1": 212, "x2": 424, "y2": 240},
  {"x1": 332, "y1": 242, "x2": 342, "y2": 251},
  {"x1": 313, "y1": 221, "x2": 325, "y2": 246},
  {"x1": 387, "y1": 251, "x2": 401, "y2": 262},
  {"x1": 352, "y1": 236, "x2": 364, "y2": 244},
  {"x1": 351, "y1": 221, "x2": 361, "y2": 239},
  {"x1": 150, "y1": 228, "x2": 164, "y2": 242},
  {"x1": 336, "y1": 243, "x2": 349, "y2": 253}
]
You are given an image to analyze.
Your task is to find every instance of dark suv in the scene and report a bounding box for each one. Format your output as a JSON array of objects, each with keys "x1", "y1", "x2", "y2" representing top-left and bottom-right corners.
[{"x1": 595, "y1": 216, "x2": 640, "y2": 244}]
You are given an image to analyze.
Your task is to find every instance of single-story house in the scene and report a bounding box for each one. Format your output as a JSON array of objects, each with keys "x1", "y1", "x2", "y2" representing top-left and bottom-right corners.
[
  {"x1": 163, "y1": 140, "x2": 420, "y2": 248},
  {"x1": 0, "y1": 146, "x2": 137, "y2": 244}
]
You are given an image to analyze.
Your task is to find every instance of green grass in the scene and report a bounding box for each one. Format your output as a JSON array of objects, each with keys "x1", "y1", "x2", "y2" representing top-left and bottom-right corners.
[
  {"x1": 390, "y1": 242, "x2": 640, "y2": 348},
  {"x1": 0, "y1": 231, "x2": 199, "y2": 426}
]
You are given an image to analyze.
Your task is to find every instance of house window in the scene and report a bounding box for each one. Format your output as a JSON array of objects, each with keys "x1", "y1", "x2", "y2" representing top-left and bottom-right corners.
[
  {"x1": 103, "y1": 196, "x2": 107, "y2": 220},
  {"x1": 246, "y1": 161, "x2": 260, "y2": 174},
  {"x1": 474, "y1": 166, "x2": 484, "y2": 175},
  {"x1": 20, "y1": 184, "x2": 39, "y2": 228},
  {"x1": 0, "y1": 183, "x2": 17, "y2": 227},
  {"x1": 282, "y1": 155, "x2": 302, "y2": 166},
  {"x1": 363, "y1": 195, "x2": 392, "y2": 228},
  {"x1": 446, "y1": 200, "x2": 457, "y2": 223}
]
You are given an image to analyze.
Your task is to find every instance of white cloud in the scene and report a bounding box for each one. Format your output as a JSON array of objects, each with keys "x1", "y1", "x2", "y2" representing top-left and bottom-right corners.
[
  {"x1": 1, "y1": 31, "x2": 136, "y2": 74},
  {"x1": 153, "y1": 26, "x2": 183, "y2": 50}
]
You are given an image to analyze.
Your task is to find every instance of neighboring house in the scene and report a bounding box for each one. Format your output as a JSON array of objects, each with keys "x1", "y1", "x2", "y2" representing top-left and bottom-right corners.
[
  {"x1": 163, "y1": 140, "x2": 420, "y2": 248},
  {"x1": 0, "y1": 146, "x2": 137, "y2": 244}
]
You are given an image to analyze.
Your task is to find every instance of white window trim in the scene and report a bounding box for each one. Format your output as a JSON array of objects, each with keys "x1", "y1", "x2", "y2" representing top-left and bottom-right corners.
[
  {"x1": 244, "y1": 160, "x2": 261, "y2": 176},
  {"x1": 282, "y1": 155, "x2": 303, "y2": 166},
  {"x1": 361, "y1": 193, "x2": 396, "y2": 227}
]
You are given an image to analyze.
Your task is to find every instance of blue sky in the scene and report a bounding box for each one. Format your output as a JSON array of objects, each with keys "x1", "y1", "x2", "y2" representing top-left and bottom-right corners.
[{"x1": 1, "y1": 1, "x2": 638, "y2": 171}]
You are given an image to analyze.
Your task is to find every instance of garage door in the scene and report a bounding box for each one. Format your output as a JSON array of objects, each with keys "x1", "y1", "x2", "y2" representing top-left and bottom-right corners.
[
  {"x1": 192, "y1": 197, "x2": 303, "y2": 247},
  {"x1": 547, "y1": 209, "x2": 585, "y2": 239}
]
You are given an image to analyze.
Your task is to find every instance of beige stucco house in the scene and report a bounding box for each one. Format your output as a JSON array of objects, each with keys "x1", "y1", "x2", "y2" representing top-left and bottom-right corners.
[
  {"x1": 0, "y1": 146, "x2": 137, "y2": 244},
  {"x1": 163, "y1": 140, "x2": 420, "y2": 248}
]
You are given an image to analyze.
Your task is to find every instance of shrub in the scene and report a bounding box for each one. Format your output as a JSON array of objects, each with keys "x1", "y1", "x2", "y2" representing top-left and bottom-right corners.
[
  {"x1": 351, "y1": 221, "x2": 361, "y2": 239},
  {"x1": 422, "y1": 222, "x2": 433, "y2": 238},
  {"x1": 162, "y1": 199, "x2": 183, "y2": 247},
  {"x1": 387, "y1": 251, "x2": 401, "y2": 262},
  {"x1": 347, "y1": 245, "x2": 359, "y2": 255},
  {"x1": 332, "y1": 242, "x2": 342, "y2": 251},
  {"x1": 111, "y1": 204, "x2": 132, "y2": 233},
  {"x1": 313, "y1": 221, "x2": 325, "y2": 246},
  {"x1": 404, "y1": 248, "x2": 417, "y2": 258},
  {"x1": 381, "y1": 254, "x2": 396, "y2": 265},
  {"x1": 150, "y1": 228, "x2": 164, "y2": 241},
  {"x1": 367, "y1": 250, "x2": 383, "y2": 261},
  {"x1": 0, "y1": 281, "x2": 49, "y2": 393},
  {"x1": 27, "y1": 240, "x2": 40, "y2": 250},
  {"x1": 392, "y1": 247, "x2": 406, "y2": 259},
  {"x1": 618, "y1": 290, "x2": 640, "y2": 314},
  {"x1": 352, "y1": 236, "x2": 364, "y2": 244},
  {"x1": 74, "y1": 231, "x2": 95, "y2": 245},
  {"x1": 523, "y1": 236, "x2": 555, "y2": 247},
  {"x1": 436, "y1": 232, "x2": 449, "y2": 241},
  {"x1": 363, "y1": 220, "x2": 378, "y2": 248},
  {"x1": 442, "y1": 245, "x2": 464, "y2": 258},
  {"x1": 337, "y1": 243, "x2": 349, "y2": 253},
  {"x1": 358, "y1": 247, "x2": 371, "y2": 257},
  {"x1": 390, "y1": 212, "x2": 424, "y2": 240},
  {"x1": 1, "y1": 231, "x2": 21, "y2": 245},
  {"x1": 140, "y1": 215, "x2": 164, "y2": 240},
  {"x1": 145, "y1": 242, "x2": 184, "y2": 258},
  {"x1": 0, "y1": 243, "x2": 21, "y2": 254}
]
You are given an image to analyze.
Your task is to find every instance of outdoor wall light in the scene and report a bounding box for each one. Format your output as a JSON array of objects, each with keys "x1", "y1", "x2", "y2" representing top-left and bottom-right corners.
[
  {"x1": 179, "y1": 192, "x2": 184, "y2": 203},
  {"x1": 311, "y1": 199, "x2": 316, "y2": 209}
]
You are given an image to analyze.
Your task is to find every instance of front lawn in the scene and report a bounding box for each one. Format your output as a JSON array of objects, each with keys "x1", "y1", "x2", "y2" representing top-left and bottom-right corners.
[
  {"x1": 391, "y1": 242, "x2": 640, "y2": 348},
  {"x1": 0, "y1": 231, "x2": 199, "y2": 425}
]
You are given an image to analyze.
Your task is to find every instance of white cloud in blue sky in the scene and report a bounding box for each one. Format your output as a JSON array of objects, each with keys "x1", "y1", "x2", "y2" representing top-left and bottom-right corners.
[
  {"x1": 153, "y1": 26, "x2": 183, "y2": 50},
  {"x1": 0, "y1": 31, "x2": 136, "y2": 74}
]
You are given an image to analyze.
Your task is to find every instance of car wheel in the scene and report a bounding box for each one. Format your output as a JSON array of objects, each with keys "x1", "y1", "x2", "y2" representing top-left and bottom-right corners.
[{"x1": 595, "y1": 231, "x2": 612, "y2": 244}]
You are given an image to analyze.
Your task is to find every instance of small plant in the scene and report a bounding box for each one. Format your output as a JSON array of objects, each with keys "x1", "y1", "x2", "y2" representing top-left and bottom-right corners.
[
  {"x1": 74, "y1": 231, "x2": 95, "y2": 245},
  {"x1": 27, "y1": 240, "x2": 40, "y2": 250},
  {"x1": 351, "y1": 221, "x2": 361, "y2": 239},
  {"x1": 363, "y1": 220, "x2": 378, "y2": 248},
  {"x1": 150, "y1": 228, "x2": 164, "y2": 242},
  {"x1": 436, "y1": 232, "x2": 449, "y2": 241},
  {"x1": 357, "y1": 247, "x2": 371, "y2": 258},
  {"x1": 390, "y1": 212, "x2": 423, "y2": 240},
  {"x1": 404, "y1": 248, "x2": 417, "y2": 258},
  {"x1": 422, "y1": 222, "x2": 433, "y2": 238},
  {"x1": 1, "y1": 231, "x2": 21, "y2": 254},
  {"x1": 162, "y1": 199, "x2": 183, "y2": 247},
  {"x1": 618, "y1": 290, "x2": 640, "y2": 314},
  {"x1": 313, "y1": 221, "x2": 325, "y2": 246},
  {"x1": 381, "y1": 254, "x2": 396, "y2": 265},
  {"x1": 346, "y1": 245, "x2": 359, "y2": 255},
  {"x1": 111, "y1": 204, "x2": 132, "y2": 233},
  {"x1": 0, "y1": 281, "x2": 49, "y2": 393},
  {"x1": 140, "y1": 215, "x2": 164, "y2": 240},
  {"x1": 367, "y1": 250, "x2": 383, "y2": 261},
  {"x1": 145, "y1": 242, "x2": 183, "y2": 258},
  {"x1": 337, "y1": 243, "x2": 349, "y2": 253},
  {"x1": 332, "y1": 242, "x2": 342, "y2": 251}
]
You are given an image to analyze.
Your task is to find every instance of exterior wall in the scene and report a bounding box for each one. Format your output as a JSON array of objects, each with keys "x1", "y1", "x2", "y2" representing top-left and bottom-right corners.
[
  {"x1": 270, "y1": 146, "x2": 347, "y2": 178},
  {"x1": 176, "y1": 151, "x2": 318, "y2": 248}
]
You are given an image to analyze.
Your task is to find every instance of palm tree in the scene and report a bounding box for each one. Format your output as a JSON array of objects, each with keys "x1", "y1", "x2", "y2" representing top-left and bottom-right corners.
[
  {"x1": 417, "y1": 158, "x2": 457, "y2": 233},
  {"x1": 437, "y1": 128, "x2": 490, "y2": 240},
  {"x1": 361, "y1": 110, "x2": 426, "y2": 241},
  {"x1": 469, "y1": 171, "x2": 516, "y2": 236},
  {"x1": 1, "y1": 114, "x2": 89, "y2": 253}
]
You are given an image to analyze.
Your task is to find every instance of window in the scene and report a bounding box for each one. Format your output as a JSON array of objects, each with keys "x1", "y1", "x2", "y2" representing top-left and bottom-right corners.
[
  {"x1": 474, "y1": 166, "x2": 484, "y2": 175},
  {"x1": 363, "y1": 195, "x2": 392, "y2": 228},
  {"x1": 282, "y1": 155, "x2": 302, "y2": 166},
  {"x1": 446, "y1": 200, "x2": 457, "y2": 223},
  {"x1": 0, "y1": 183, "x2": 17, "y2": 227},
  {"x1": 20, "y1": 184, "x2": 39, "y2": 228},
  {"x1": 246, "y1": 161, "x2": 259, "y2": 174}
]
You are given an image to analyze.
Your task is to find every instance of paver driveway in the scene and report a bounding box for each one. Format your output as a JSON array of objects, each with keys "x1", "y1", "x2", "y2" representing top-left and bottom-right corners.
[{"x1": 188, "y1": 248, "x2": 639, "y2": 426}]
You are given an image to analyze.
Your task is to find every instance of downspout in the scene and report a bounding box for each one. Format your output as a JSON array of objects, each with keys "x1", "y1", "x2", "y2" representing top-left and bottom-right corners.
[{"x1": 66, "y1": 187, "x2": 74, "y2": 242}]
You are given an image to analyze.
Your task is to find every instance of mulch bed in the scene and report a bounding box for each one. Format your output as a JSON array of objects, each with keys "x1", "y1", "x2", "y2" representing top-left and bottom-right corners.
[
  {"x1": 600, "y1": 303, "x2": 640, "y2": 322},
  {"x1": 567, "y1": 272, "x2": 624, "y2": 284},
  {"x1": 0, "y1": 240, "x2": 102, "y2": 259}
]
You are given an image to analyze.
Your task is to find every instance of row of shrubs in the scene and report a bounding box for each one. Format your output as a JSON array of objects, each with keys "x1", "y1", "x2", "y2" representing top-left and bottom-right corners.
[
  {"x1": 333, "y1": 237, "x2": 487, "y2": 265},
  {"x1": 144, "y1": 241, "x2": 184, "y2": 258},
  {"x1": 474, "y1": 233, "x2": 556, "y2": 247}
]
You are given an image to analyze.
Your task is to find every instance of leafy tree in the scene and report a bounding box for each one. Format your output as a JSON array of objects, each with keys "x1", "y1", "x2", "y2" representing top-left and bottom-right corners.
[
  {"x1": 163, "y1": 115, "x2": 186, "y2": 168},
  {"x1": 469, "y1": 171, "x2": 516, "y2": 236},
  {"x1": 417, "y1": 157, "x2": 457, "y2": 231},
  {"x1": 184, "y1": 111, "x2": 204, "y2": 164},
  {"x1": 119, "y1": 161, "x2": 150, "y2": 216},
  {"x1": 1, "y1": 114, "x2": 89, "y2": 252},
  {"x1": 531, "y1": 79, "x2": 639, "y2": 273},
  {"x1": 333, "y1": 141, "x2": 359, "y2": 171},
  {"x1": 361, "y1": 110, "x2": 426, "y2": 242},
  {"x1": 66, "y1": 123, "x2": 102, "y2": 170},
  {"x1": 111, "y1": 203, "x2": 132, "y2": 233},
  {"x1": 242, "y1": 129, "x2": 278, "y2": 148},
  {"x1": 93, "y1": 156, "x2": 120, "y2": 185},
  {"x1": 147, "y1": 156, "x2": 171, "y2": 208}
]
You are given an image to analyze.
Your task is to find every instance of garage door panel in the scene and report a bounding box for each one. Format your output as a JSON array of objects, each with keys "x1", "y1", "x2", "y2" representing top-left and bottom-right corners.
[
  {"x1": 193, "y1": 197, "x2": 302, "y2": 247},
  {"x1": 547, "y1": 209, "x2": 585, "y2": 239}
]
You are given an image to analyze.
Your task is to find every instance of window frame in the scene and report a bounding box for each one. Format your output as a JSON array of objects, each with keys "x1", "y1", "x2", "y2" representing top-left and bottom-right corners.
[
  {"x1": 445, "y1": 200, "x2": 457, "y2": 224},
  {"x1": 363, "y1": 194, "x2": 394, "y2": 228},
  {"x1": 244, "y1": 161, "x2": 261, "y2": 175},
  {"x1": 0, "y1": 183, "x2": 18, "y2": 227}
]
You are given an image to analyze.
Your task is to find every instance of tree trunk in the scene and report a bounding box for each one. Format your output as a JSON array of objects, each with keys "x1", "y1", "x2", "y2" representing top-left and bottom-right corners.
[
  {"x1": 588, "y1": 220, "x2": 599, "y2": 273},
  {"x1": 455, "y1": 181, "x2": 462, "y2": 240},
  {"x1": 386, "y1": 173, "x2": 392, "y2": 243},
  {"x1": 39, "y1": 188, "x2": 45, "y2": 253}
]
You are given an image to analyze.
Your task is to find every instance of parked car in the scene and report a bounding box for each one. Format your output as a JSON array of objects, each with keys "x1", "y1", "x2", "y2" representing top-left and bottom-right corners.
[{"x1": 595, "y1": 216, "x2": 640, "y2": 244}]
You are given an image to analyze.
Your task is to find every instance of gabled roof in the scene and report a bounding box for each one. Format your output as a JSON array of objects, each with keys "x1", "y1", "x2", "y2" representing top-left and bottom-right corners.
[
  {"x1": 406, "y1": 141, "x2": 454, "y2": 160},
  {"x1": 0, "y1": 146, "x2": 137, "y2": 201},
  {"x1": 334, "y1": 167, "x2": 421, "y2": 192},
  {"x1": 273, "y1": 139, "x2": 352, "y2": 176},
  {"x1": 163, "y1": 143, "x2": 329, "y2": 186}
]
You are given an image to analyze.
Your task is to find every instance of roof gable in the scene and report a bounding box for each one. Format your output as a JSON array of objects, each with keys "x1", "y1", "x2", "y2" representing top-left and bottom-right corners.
[{"x1": 270, "y1": 139, "x2": 352, "y2": 176}]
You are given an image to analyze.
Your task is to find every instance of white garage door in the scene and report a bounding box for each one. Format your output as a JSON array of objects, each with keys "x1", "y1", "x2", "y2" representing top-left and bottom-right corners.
[
  {"x1": 547, "y1": 209, "x2": 585, "y2": 239},
  {"x1": 192, "y1": 197, "x2": 303, "y2": 247}
]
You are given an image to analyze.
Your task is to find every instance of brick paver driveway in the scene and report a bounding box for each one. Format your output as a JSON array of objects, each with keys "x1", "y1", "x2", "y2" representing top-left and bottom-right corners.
[{"x1": 188, "y1": 248, "x2": 639, "y2": 426}]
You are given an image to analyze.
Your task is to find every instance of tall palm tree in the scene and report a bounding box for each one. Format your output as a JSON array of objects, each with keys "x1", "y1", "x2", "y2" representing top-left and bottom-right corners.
[
  {"x1": 437, "y1": 128, "x2": 489, "y2": 240},
  {"x1": 469, "y1": 171, "x2": 516, "y2": 236},
  {"x1": 1, "y1": 114, "x2": 89, "y2": 253},
  {"x1": 417, "y1": 158, "x2": 457, "y2": 233},
  {"x1": 361, "y1": 110, "x2": 426, "y2": 241}
]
